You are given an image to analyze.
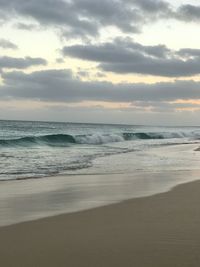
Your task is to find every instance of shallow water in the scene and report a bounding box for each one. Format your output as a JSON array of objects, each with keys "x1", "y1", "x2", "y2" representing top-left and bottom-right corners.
[
  {"x1": 0, "y1": 168, "x2": 199, "y2": 227},
  {"x1": 1, "y1": 120, "x2": 200, "y2": 226},
  {"x1": 0, "y1": 120, "x2": 200, "y2": 181}
]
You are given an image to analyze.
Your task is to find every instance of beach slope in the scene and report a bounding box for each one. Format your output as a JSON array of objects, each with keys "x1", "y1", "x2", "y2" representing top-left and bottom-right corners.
[{"x1": 1, "y1": 180, "x2": 200, "y2": 267}]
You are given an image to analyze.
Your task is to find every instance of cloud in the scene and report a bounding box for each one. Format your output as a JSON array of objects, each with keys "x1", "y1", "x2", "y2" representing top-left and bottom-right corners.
[
  {"x1": 56, "y1": 57, "x2": 65, "y2": 64},
  {"x1": 177, "y1": 4, "x2": 200, "y2": 22},
  {"x1": 0, "y1": 0, "x2": 101, "y2": 37},
  {"x1": 132, "y1": 0, "x2": 172, "y2": 15},
  {"x1": 1, "y1": 69, "x2": 200, "y2": 104},
  {"x1": 62, "y1": 38, "x2": 200, "y2": 77},
  {"x1": 14, "y1": 22, "x2": 39, "y2": 30},
  {"x1": 1, "y1": 0, "x2": 200, "y2": 39},
  {"x1": 76, "y1": 70, "x2": 90, "y2": 78},
  {"x1": 177, "y1": 48, "x2": 200, "y2": 58},
  {"x1": 63, "y1": 37, "x2": 171, "y2": 60},
  {"x1": 0, "y1": 56, "x2": 47, "y2": 69},
  {"x1": 0, "y1": 39, "x2": 18, "y2": 50}
]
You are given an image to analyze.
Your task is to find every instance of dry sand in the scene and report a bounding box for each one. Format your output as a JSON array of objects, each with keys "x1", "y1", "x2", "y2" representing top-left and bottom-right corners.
[{"x1": 1, "y1": 179, "x2": 200, "y2": 267}]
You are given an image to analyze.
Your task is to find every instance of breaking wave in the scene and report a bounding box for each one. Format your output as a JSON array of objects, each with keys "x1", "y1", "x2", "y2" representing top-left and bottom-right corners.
[{"x1": 0, "y1": 131, "x2": 199, "y2": 147}]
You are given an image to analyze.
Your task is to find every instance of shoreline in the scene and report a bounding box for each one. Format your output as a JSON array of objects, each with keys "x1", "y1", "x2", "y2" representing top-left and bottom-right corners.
[
  {"x1": 0, "y1": 176, "x2": 194, "y2": 229},
  {"x1": 0, "y1": 169, "x2": 199, "y2": 227},
  {"x1": 1, "y1": 179, "x2": 200, "y2": 266}
]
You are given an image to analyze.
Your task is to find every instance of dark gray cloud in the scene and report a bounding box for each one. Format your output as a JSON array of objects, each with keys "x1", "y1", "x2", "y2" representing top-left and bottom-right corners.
[
  {"x1": 14, "y1": 22, "x2": 39, "y2": 30},
  {"x1": 71, "y1": 0, "x2": 142, "y2": 34},
  {"x1": 62, "y1": 38, "x2": 200, "y2": 77},
  {"x1": 1, "y1": 69, "x2": 200, "y2": 103},
  {"x1": 0, "y1": 56, "x2": 47, "y2": 69},
  {"x1": 101, "y1": 59, "x2": 200, "y2": 77},
  {"x1": 0, "y1": 39, "x2": 18, "y2": 49},
  {"x1": 63, "y1": 38, "x2": 171, "y2": 61},
  {"x1": 177, "y1": 4, "x2": 200, "y2": 22},
  {"x1": 177, "y1": 48, "x2": 200, "y2": 58},
  {"x1": 0, "y1": 0, "x2": 97, "y2": 37},
  {"x1": 0, "y1": 0, "x2": 142, "y2": 37},
  {"x1": 1, "y1": 0, "x2": 200, "y2": 38},
  {"x1": 132, "y1": 0, "x2": 171, "y2": 15}
]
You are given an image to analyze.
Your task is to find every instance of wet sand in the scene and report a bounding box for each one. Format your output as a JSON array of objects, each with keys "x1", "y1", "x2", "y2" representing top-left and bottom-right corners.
[{"x1": 1, "y1": 179, "x2": 200, "y2": 267}]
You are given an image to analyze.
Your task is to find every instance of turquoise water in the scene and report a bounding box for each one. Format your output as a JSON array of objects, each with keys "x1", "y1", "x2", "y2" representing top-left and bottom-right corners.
[
  {"x1": 0, "y1": 120, "x2": 200, "y2": 181},
  {"x1": 1, "y1": 120, "x2": 200, "y2": 226}
]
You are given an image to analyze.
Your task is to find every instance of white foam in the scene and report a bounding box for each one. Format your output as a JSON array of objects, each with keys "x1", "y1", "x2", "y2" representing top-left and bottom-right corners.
[{"x1": 75, "y1": 134, "x2": 124, "y2": 145}]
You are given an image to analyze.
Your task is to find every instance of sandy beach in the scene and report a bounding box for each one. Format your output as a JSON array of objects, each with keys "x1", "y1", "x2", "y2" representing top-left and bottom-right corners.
[
  {"x1": 1, "y1": 179, "x2": 200, "y2": 267},
  {"x1": 2, "y1": 0, "x2": 200, "y2": 264}
]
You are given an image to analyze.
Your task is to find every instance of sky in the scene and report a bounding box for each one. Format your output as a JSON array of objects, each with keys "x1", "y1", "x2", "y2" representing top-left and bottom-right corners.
[{"x1": 1, "y1": 0, "x2": 200, "y2": 125}]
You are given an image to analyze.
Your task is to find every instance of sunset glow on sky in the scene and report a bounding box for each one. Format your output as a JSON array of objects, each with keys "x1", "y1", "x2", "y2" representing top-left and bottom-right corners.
[{"x1": 1, "y1": 0, "x2": 200, "y2": 125}]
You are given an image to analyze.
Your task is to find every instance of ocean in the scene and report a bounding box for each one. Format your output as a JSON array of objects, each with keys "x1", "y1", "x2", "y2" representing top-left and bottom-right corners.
[
  {"x1": 1, "y1": 120, "x2": 200, "y2": 226},
  {"x1": 0, "y1": 120, "x2": 200, "y2": 181}
]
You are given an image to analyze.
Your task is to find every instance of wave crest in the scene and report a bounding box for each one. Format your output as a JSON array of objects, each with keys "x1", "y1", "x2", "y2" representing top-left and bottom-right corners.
[
  {"x1": 0, "y1": 131, "x2": 197, "y2": 147},
  {"x1": 0, "y1": 134, "x2": 76, "y2": 147}
]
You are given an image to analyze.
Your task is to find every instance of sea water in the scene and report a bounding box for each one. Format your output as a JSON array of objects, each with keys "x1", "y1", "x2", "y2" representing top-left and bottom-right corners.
[
  {"x1": 0, "y1": 120, "x2": 200, "y2": 181},
  {"x1": 1, "y1": 120, "x2": 200, "y2": 226}
]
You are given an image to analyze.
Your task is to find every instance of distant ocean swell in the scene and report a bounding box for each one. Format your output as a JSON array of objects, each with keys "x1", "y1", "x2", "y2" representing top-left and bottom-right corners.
[{"x1": 0, "y1": 131, "x2": 198, "y2": 147}]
